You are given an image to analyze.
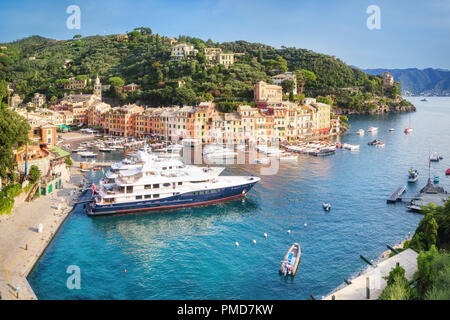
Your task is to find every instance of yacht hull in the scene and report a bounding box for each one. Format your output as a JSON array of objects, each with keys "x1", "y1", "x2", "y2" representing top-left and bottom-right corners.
[{"x1": 87, "y1": 181, "x2": 257, "y2": 216}]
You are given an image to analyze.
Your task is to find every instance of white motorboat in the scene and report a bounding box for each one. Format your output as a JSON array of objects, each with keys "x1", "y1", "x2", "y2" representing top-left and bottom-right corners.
[
  {"x1": 343, "y1": 143, "x2": 360, "y2": 151},
  {"x1": 356, "y1": 129, "x2": 365, "y2": 135},
  {"x1": 78, "y1": 151, "x2": 97, "y2": 158},
  {"x1": 367, "y1": 127, "x2": 378, "y2": 132}
]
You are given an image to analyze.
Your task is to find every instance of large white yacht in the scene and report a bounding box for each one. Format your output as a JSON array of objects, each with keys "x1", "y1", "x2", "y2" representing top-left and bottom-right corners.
[{"x1": 87, "y1": 150, "x2": 260, "y2": 216}]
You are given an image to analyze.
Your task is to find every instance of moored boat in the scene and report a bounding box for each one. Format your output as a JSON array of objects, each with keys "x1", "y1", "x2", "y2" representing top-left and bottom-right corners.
[
  {"x1": 430, "y1": 152, "x2": 440, "y2": 162},
  {"x1": 87, "y1": 150, "x2": 260, "y2": 216},
  {"x1": 323, "y1": 202, "x2": 331, "y2": 211},
  {"x1": 408, "y1": 169, "x2": 419, "y2": 183},
  {"x1": 279, "y1": 243, "x2": 301, "y2": 277},
  {"x1": 446, "y1": 168, "x2": 450, "y2": 176},
  {"x1": 433, "y1": 175, "x2": 440, "y2": 184},
  {"x1": 367, "y1": 127, "x2": 378, "y2": 132},
  {"x1": 356, "y1": 129, "x2": 365, "y2": 135}
]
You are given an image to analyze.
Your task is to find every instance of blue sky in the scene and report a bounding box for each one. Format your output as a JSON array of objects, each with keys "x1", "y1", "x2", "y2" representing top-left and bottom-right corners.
[{"x1": 1, "y1": 0, "x2": 449, "y2": 69}]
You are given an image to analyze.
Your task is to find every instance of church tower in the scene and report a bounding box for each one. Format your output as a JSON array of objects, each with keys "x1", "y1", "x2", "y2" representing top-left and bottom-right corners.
[{"x1": 94, "y1": 75, "x2": 102, "y2": 99}]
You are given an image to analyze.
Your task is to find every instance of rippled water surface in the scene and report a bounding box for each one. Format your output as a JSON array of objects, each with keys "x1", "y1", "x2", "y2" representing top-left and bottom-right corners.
[{"x1": 28, "y1": 97, "x2": 450, "y2": 299}]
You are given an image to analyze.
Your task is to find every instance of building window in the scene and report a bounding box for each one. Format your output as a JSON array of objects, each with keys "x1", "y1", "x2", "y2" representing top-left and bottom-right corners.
[{"x1": 153, "y1": 184, "x2": 159, "y2": 189}]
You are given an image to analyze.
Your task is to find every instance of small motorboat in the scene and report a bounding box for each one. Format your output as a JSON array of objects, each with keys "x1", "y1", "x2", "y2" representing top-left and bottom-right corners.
[
  {"x1": 408, "y1": 169, "x2": 419, "y2": 183},
  {"x1": 420, "y1": 98, "x2": 428, "y2": 102},
  {"x1": 446, "y1": 168, "x2": 450, "y2": 176},
  {"x1": 78, "y1": 151, "x2": 97, "y2": 158},
  {"x1": 368, "y1": 139, "x2": 384, "y2": 147},
  {"x1": 367, "y1": 127, "x2": 378, "y2": 133},
  {"x1": 404, "y1": 127, "x2": 413, "y2": 134},
  {"x1": 343, "y1": 143, "x2": 360, "y2": 151},
  {"x1": 323, "y1": 203, "x2": 331, "y2": 211},
  {"x1": 279, "y1": 243, "x2": 301, "y2": 277},
  {"x1": 430, "y1": 152, "x2": 440, "y2": 162},
  {"x1": 389, "y1": 128, "x2": 395, "y2": 132},
  {"x1": 81, "y1": 169, "x2": 89, "y2": 173},
  {"x1": 433, "y1": 175, "x2": 440, "y2": 184},
  {"x1": 93, "y1": 167, "x2": 101, "y2": 171},
  {"x1": 99, "y1": 147, "x2": 113, "y2": 153},
  {"x1": 356, "y1": 129, "x2": 365, "y2": 135}
]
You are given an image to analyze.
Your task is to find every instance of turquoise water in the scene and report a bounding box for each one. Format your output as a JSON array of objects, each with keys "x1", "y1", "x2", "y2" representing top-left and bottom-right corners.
[{"x1": 28, "y1": 97, "x2": 450, "y2": 299}]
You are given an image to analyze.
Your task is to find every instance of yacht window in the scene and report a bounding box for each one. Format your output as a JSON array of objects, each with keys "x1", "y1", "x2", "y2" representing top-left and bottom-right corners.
[
  {"x1": 173, "y1": 192, "x2": 180, "y2": 195},
  {"x1": 144, "y1": 195, "x2": 152, "y2": 199},
  {"x1": 162, "y1": 167, "x2": 167, "y2": 170},
  {"x1": 136, "y1": 195, "x2": 143, "y2": 200},
  {"x1": 153, "y1": 194, "x2": 160, "y2": 199},
  {"x1": 178, "y1": 182, "x2": 182, "y2": 185},
  {"x1": 153, "y1": 184, "x2": 159, "y2": 188},
  {"x1": 163, "y1": 183, "x2": 171, "y2": 187},
  {"x1": 144, "y1": 185, "x2": 151, "y2": 189}
]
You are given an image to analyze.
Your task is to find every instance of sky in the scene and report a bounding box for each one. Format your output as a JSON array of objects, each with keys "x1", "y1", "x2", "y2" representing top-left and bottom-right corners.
[{"x1": 0, "y1": 0, "x2": 449, "y2": 69}]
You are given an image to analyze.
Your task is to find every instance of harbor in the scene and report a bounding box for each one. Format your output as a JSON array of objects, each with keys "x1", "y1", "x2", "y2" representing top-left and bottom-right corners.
[{"x1": 0, "y1": 97, "x2": 447, "y2": 300}]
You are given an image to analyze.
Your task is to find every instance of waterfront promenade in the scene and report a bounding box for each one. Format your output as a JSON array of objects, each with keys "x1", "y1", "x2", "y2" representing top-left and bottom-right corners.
[
  {"x1": 322, "y1": 248, "x2": 418, "y2": 300},
  {"x1": 0, "y1": 167, "x2": 86, "y2": 300}
]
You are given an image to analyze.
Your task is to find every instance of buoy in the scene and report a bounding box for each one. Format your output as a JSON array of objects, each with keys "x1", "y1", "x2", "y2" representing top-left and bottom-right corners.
[
  {"x1": 287, "y1": 230, "x2": 291, "y2": 234},
  {"x1": 124, "y1": 269, "x2": 127, "y2": 273},
  {"x1": 304, "y1": 223, "x2": 307, "y2": 228},
  {"x1": 235, "y1": 242, "x2": 239, "y2": 247},
  {"x1": 253, "y1": 240, "x2": 256, "y2": 245},
  {"x1": 264, "y1": 233, "x2": 268, "y2": 239}
]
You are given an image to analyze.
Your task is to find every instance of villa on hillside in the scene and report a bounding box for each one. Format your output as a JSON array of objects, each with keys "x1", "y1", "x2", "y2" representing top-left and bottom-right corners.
[
  {"x1": 171, "y1": 43, "x2": 198, "y2": 60},
  {"x1": 272, "y1": 72, "x2": 298, "y2": 94}
]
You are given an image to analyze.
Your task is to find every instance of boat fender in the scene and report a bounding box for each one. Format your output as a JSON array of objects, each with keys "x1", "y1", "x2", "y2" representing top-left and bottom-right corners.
[
  {"x1": 235, "y1": 242, "x2": 239, "y2": 247},
  {"x1": 304, "y1": 223, "x2": 307, "y2": 228}
]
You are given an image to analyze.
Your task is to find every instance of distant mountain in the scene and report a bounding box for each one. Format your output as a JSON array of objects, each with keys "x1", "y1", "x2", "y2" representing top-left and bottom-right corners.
[{"x1": 360, "y1": 68, "x2": 450, "y2": 96}]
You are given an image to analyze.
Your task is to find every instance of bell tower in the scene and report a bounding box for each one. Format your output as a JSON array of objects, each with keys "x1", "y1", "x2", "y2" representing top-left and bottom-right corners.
[{"x1": 94, "y1": 75, "x2": 102, "y2": 99}]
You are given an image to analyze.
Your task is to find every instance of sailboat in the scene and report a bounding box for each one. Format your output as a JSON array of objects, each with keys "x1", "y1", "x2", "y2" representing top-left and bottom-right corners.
[{"x1": 404, "y1": 114, "x2": 413, "y2": 134}]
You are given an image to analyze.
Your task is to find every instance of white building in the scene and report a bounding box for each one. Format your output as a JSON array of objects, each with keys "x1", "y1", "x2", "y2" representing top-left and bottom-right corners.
[
  {"x1": 171, "y1": 43, "x2": 198, "y2": 60},
  {"x1": 272, "y1": 72, "x2": 297, "y2": 94}
]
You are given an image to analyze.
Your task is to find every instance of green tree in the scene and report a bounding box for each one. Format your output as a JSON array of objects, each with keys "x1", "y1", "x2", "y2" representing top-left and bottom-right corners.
[
  {"x1": 0, "y1": 80, "x2": 9, "y2": 104},
  {"x1": 408, "y1": 208, "x2": 439, "y2": 251},
  {"x1": 108, "y1": 76, "x2": 125, "y2": 87},
  {"x1": 0, "y1": 106, "x2": 30, "y2": 180},
  {"x1": 414, "y1": 245, "x2": 441, "y2": 297},
  {"x1": 281, "y1": 79, "x2": 295, "y2": 94},
  {"x1": 28, "y1": 165, "x2": 41, "y2": 183},
  {"x1": 294, "y1": 69, "x2": 316, "y2": 95}
]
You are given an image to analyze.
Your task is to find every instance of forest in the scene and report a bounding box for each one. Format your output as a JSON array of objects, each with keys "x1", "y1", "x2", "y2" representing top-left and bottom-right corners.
[{"x1": 0, "y1": 28, "x2": 409, "y2": 111}]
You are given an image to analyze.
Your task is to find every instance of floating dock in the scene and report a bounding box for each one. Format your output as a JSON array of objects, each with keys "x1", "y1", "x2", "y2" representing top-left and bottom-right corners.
[{"x1": 386, "y1": 185, "x2": 406, "y2": 203}]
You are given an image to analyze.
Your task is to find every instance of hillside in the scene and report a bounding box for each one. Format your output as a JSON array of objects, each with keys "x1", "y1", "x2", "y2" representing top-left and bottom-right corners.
[
  {"x1": 0, "y1": 30, "x2": 414, "y2": 113},
  {"x1": 362, "y1": 68, "x2": 450, "y2": 96}
]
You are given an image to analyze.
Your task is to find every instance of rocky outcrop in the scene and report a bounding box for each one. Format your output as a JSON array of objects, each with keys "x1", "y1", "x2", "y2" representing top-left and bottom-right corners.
[{"x1": 334, "y1": 99, "x2": 416, "y2": 115}]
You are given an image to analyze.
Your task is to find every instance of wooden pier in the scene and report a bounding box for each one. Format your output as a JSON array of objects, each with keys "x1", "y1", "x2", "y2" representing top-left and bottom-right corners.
[{"x1": 386, "y1": 185, "x2": 406, "y2": 203}]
